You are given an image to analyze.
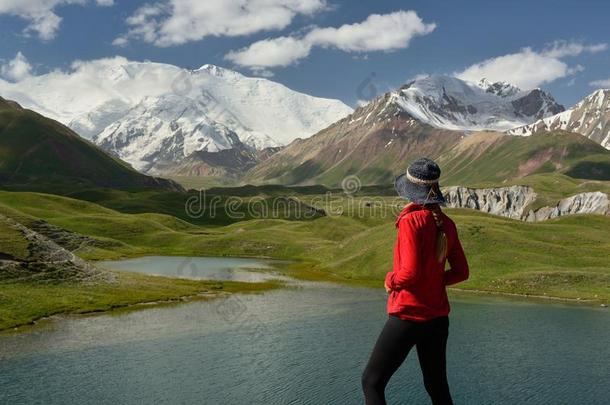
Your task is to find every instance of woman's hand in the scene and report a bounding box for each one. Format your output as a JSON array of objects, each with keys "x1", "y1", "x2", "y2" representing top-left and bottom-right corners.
[{"x1": 384, "y1": 280, "x2": 392, "y2": 293}]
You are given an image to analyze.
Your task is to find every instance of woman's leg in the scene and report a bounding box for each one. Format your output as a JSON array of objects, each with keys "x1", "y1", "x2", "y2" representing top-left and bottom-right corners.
[
  {"x1": 415, "y1": 316, "x2": 453, "y2": 405},
  {"x1": 361, "y1": 316, "x2": 419, "y2": 405}
]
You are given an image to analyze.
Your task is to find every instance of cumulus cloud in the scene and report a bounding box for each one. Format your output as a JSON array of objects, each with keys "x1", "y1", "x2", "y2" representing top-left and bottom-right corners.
[
  {"x1": 590, "y1": 78, "x2": 610, "y2": 88},
  {"x1": 225, "y1": 36, "x2": 313, "y2": 69},
  {"x1": 114, "y1": 0, "x2": 327, "y2": 47},
  {"x1": 0, "y1": 0, "x2": 114, "y2": 40},
  {"x1": 542, "y1": 40, "x2": 607, "y2": 58},
  {"x1": 225, "y1": 11, "x2": 436, "y2": 70},
  {"x1": 307, "y1": 11, "x2": 436, "y2": 52},
  {"x1": 0, "y1": 52, "x2": 33, "y2": 81},
  {"x1": 455, "y1": 41, "x2": 608, "y2": 89}
]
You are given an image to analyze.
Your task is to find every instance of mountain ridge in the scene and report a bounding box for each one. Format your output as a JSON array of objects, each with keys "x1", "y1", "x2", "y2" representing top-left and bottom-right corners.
[
  {"x1": 246, "y1": 85, "x2": 609, "y2": 187},
  {"x1": 389, "y1": 75, "x2": 564, "y2": 131},
  {"x1": 508, "y1": 89, "x2": 610, "y2": 149},
  {"x1": 0, "y1": 58, "x2": 353, "y2": 170}
]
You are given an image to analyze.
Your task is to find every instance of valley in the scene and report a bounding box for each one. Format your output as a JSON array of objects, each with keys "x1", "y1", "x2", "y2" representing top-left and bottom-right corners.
[
  {"x1": 1, "y1": 181, "x2": 609, "y2": 331},
  {"x1": 1, "y1": 61, "x2": 609, "y2": 334}
]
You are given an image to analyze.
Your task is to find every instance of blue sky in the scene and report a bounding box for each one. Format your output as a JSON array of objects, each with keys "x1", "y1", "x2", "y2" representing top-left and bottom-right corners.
[{"x1": 0, "y1": 0, "x2": 609, "y2": 107}]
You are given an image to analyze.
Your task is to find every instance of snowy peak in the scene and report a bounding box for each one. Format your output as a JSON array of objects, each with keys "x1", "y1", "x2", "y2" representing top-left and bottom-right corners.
[
  {"x1": 94, "y1": 94, "x2": 242, "y2": 172},
  {"x1": 476, "y1": 78, "x2": 521, "y2": 98},
  {"x1": 378, "y1": 75, "x2": 564, "y2": 131},
  {"x1": 194, "y1": 64, "x2": 243, "y2": 78},
  {"x1": 0, "y1": 58, "x2": 353, "y2": 145},
  {"x1": 508, "y1": 89, "x2": 610, "y2": 149},
  {"x1": 586, "y1": 89, "x2": 610, "y2": 107},
  {"x1": 0, "y1": 57, "x2": 352, "y2": 173}
]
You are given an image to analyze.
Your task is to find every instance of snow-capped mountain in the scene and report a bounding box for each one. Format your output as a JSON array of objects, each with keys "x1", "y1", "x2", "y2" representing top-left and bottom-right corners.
[
  {"x1": 246, "y1": 76, "x2": 572, "y2": 186},
  {"x1": 94, "y1": 94, "x2": 243, "y2": 172},
  {"x1": 387, "y1": 75, "x2": 564, "y2": 131},
  {"x1": 508, "y1": 89, "x2": 610, "y2": 149},
  {"x1": 0, "y1": 57, "x2": 353, "y2": 170}
]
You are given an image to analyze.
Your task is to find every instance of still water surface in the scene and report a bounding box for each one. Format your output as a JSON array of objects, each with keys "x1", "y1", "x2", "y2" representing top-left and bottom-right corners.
[
  {"x1": 98, "y1": 255, "x2": 285, "y2": 282},
  {"x1": 1, "y1": 257, "x2": 608, "y2": 404}
]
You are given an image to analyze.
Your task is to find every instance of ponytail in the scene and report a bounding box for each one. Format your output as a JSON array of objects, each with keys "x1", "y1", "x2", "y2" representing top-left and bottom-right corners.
[{"x1": 429, "y1": 205, "x2": 447, "y2": 263}]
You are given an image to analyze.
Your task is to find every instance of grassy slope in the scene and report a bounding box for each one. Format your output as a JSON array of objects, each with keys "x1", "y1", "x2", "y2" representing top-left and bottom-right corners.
[
  {"x1": 0, "y1": 218, "x2": 29, "y2": 260},
  {"x1": 0, "y1": 97, "x2": 179, "y2": 191},
  {"x1": 57, "y1": 186, "x2": 325, "y2": 227},
  {"x1": 246, "y1": 117, "x2": 463, "y2": 187},
  {"x1": 248, "y1": 127, "x2": 610, "y2": 188},
  {"x1": 1, "y1": 191, "x2": 608, "y2": 307},
  {"x1": 438, "y1": 131, "x2": 610, "y2": 185},
  {"x1": 166, "y1": 175, "x2": 238, "y2": 190}
]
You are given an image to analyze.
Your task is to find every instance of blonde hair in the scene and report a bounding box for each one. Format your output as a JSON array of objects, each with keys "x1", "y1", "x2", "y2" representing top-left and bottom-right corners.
[{"x1": 428, "y1": 204, "x2": 447, "y2": 263}]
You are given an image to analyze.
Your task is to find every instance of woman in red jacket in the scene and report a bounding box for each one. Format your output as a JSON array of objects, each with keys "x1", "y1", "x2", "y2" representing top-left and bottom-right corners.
[{"x1": 362, "y1": 157, "x2": 469, "y2": 405}]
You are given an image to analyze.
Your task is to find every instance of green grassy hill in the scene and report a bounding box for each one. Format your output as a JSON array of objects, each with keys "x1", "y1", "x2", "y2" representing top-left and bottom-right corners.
[
  {"x1": 0, "y1": 97, "x2": 182, "y2": 192},
  {"x1": 0, "y1": 193, "x2": 282, "y2": 330},
  {"x1": 437, "y1": 131, "x2": 610, "y2": 186},
  {"x1": 1, "y1": 190, "x2": 608, "y2": 303}
]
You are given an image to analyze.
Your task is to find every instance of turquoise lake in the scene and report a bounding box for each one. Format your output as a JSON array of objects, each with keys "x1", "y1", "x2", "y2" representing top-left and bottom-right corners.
[{"x1": 1, "y1": 257, "x2": 608, "y2": 404}]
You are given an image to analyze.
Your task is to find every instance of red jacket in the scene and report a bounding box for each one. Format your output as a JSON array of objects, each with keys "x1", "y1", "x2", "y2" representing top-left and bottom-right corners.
[{"x1": 385, "y1": 203, "x2": 469, "y2": 321}]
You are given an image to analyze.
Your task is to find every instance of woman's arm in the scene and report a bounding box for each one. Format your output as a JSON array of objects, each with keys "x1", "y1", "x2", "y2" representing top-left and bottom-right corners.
[
  {"x1": 384, "y1": 217, "x2": 422, "y2": 291},
  {"x1": 444, "y1": 232, "x2": 469, "y2": 286}
]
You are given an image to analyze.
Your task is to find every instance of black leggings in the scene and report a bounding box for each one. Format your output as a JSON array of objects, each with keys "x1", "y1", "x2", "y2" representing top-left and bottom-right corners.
[{"x1": 362, "y1": 315, "x2": 453, "y2": 405}]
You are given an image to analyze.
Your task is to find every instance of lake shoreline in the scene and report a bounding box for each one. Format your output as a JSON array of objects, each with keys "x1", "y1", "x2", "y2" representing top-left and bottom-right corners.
[
  {"x1": 0, "y1": 291, "x2": 233, "y2": 334},
  {"x1": 3, "y1": 254, "x2": 606, "y2": 334},
  {"x1": 272, "y1": 262, "x2": 607, "y2": 306},
  {"x1": 446, "y1": 287, "x2": 603, "y2": 304},
  {"x1": 2, "y1": 274, "x2": 604, "y2": 335},
  {"x1": 0, "y1": 270, "x2": 283, "y2": 333},
  {"x1": 100, "y1": 254, "x2": 609, "y2": 306}
]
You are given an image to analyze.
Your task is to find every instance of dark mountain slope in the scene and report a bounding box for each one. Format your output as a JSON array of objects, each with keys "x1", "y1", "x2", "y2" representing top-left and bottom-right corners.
[{"x1": 0, "y1": 97, "x2": 182, "y2": 192}]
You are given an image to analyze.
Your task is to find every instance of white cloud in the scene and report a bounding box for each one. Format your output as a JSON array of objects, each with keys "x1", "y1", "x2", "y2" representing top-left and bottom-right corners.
[
  {"x1": 225, "y1": 36, "x2": 312, "y2": 69},
  {"x1": 542, "y1": 40, "x2": 607, "y2": 58},
  {"x1": 0, "y1": 0, "x2": 114, "y2": 40},
  {"x1": 306, "y1": 11, "x2": 436, "y2": 52},
  {"x1": 114, "y1": 0, "x2": 327, "y2": 47},
  {"x1": 455, "y1": 41, "x2": 608, "y2": 89},
  {"x1": 590, "y1": 78, "x2": 610, "y2": 88},
  {"x1": 225, "y1": 11, "x2": 436, "y2": 70},
  {"x1": 0, "y1": 52, "x2": 32, "y2": 81}
]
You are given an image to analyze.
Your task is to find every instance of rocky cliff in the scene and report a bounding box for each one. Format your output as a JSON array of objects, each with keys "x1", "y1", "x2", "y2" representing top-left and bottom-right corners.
[
  {"x1": 443, "y1": 185, "x2": 537, "y2": 219},
  {"x1": 443, "y1": 186, "x2": 610, "y2": 221},
  {"x1": 523, "y1": 191, "x2": 610, "y2": 221}
]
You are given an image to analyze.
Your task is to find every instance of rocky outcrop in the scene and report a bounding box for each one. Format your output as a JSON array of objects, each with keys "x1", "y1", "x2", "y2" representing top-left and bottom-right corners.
[
  {"x1": 524, "y1": 192, "x2": 610, "y2": 221},
  {"x1": 443, "y1": 185, "x2": 537, "y2": 219},
  {"x1": 0, "y1": 215, "x2": 114, "y2": 283},
  {"x1": 443, "y1": 186, "x2": 610, "y2": 221}
]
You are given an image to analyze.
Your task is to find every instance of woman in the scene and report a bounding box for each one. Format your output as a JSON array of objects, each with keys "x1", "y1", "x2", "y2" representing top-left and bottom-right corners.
[{"x1": 361, "y1": 157, "x2": 469, "y2": 405}]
